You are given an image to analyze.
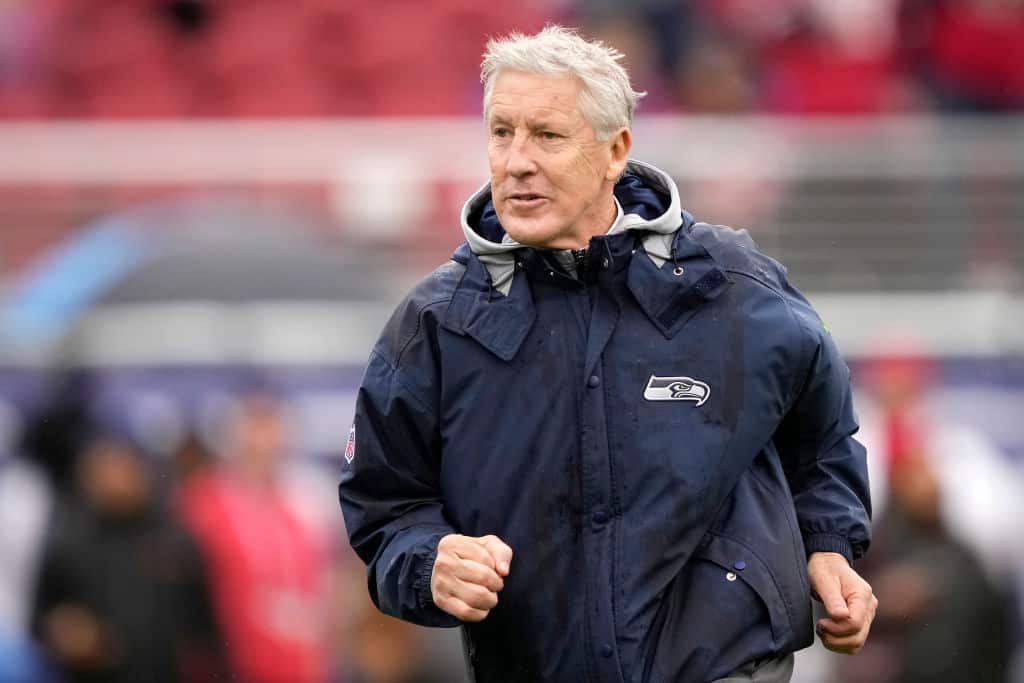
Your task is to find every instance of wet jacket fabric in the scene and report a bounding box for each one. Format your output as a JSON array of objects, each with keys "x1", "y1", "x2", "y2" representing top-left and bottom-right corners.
[{"x1": 338, "y1": 160, "x2": 871, "y2": 683}]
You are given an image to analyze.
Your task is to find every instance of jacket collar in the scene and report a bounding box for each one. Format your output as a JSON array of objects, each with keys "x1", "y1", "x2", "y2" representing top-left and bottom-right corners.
[
  {"x1": 444, "y1": 244, "x2": 535, "y2": 362},
  {"x1": 445, "y1": 161, "x2": 733, "y2": 360},
  {"x1": 627, "y1": 221, "x2": 732, "y2": 339},
  {"x1": 444, "y1": 227, "x2": 731, "y2": 360}
]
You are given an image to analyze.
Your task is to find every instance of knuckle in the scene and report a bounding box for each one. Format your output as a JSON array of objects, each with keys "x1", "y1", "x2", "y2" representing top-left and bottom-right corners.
[
  {"x1": 434, "y1": 565, "x2": 454, "y2": 585},
  {"x1": 468, "y1": 585, "x2": 496, "y2": 607}
]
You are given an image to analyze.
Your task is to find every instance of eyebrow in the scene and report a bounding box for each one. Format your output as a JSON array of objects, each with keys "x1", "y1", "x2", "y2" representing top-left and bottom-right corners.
[
  {"x1": 528, "y1": 116, "x2": 562, "y2": 129},
  {"x1": 488, "y1": 114, "x2": 567, "y2": 131}
]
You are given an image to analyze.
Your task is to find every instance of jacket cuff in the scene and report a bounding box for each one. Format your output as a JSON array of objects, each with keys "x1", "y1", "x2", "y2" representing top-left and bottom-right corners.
[
  {"x1": 414, "y1": 535, "x2": 442, "y2": 612},
  {"x1": 803, "y1": 533, "x2": 854, "y2": 564}
]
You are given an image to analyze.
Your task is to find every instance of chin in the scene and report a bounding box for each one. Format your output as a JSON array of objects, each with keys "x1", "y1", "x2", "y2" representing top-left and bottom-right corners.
[{"x1": 500, "y1": 214, "x2": 565, "y2": 248}]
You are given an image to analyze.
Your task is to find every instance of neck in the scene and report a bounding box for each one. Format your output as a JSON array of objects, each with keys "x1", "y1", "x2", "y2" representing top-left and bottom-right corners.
[{"x1": 564, "y1": 193, "x2": 618, "y2": 249}]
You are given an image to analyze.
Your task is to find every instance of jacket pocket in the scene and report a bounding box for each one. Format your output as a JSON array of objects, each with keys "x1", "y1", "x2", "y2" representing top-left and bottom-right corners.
[
  {"x1": 645, "y1": 532, "x2": 789, "y2": 683},
  {"x1": 695, "y1": 532, "x2": 793, "y2": 646}
]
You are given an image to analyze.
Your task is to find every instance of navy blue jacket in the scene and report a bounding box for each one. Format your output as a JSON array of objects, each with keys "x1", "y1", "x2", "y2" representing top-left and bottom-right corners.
[{"x1": 339, "y1": 161, "x2": 871, "y2": 683}]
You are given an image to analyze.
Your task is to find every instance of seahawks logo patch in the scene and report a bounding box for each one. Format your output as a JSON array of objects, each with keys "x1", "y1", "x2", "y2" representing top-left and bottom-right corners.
[{"x1": 643, "y1": 376, "x2": 710, "y2": 406}]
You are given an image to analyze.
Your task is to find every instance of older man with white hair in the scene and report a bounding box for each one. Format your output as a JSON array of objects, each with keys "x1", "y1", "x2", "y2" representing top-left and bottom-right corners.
[{"x1": 339, "y1": 26, "x2": 875, "y2": 683}]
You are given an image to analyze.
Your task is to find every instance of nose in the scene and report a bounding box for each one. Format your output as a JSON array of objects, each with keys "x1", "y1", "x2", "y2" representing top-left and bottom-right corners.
[{"x1": 505, "y1": 131, "x2": 537, "y2": 178}]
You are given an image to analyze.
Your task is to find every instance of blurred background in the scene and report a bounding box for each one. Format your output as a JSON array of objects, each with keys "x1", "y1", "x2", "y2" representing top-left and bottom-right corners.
[{"x1": 0, "y1": 0, "x2": 1022, "y2": 682}]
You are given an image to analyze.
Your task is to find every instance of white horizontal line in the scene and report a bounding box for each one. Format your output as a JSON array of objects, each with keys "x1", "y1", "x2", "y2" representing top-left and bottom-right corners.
[
  {"x1": 0, "y1": 116, "x2": 1021, "y2": 183},
  {"x1": 2, "y1": 293, "x2": 1020, "y2": 367}
]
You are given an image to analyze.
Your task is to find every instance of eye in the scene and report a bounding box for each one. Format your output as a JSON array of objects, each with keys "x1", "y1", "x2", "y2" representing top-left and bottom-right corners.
[
  {"x1": 492, "y1": 127, "x2": 511, "y2": 139},
  {"x1": 540, "y1": 131, "x2": 561, "y2": 141}
]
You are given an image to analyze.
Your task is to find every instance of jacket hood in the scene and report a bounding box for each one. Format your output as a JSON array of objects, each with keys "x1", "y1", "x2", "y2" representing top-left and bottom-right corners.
[{"x1": 459, "y1": 160, "x2": 685, "y2": 294}]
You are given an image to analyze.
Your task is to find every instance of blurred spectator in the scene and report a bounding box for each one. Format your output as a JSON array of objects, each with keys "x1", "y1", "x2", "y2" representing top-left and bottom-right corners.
[
  {"x1": 0, "y1": 0, "x2": 49, "y2": 117},
  {"x1": 833, "y1": 351, "x2": 1024, "y2": 682},
  {"x1": 835, "y1": 448, "x2": 1015, "y2": 682},
  {"x1": 0, "y1": 403, "x2": 52, "y2": 683},
  {"x1": 20, "y1": 370, "x2": 95, "y2": 493},
  {"x1": 756, "y1": 0, "x2": 917, "y2": 114},
  {"x1": 179, "y1": 393, "x2": 331, "y2": 683},
  {"x1": 31, "y1": 436, "x2": 223, "y2": 683},
  {"x1": 674, "y1": 32, "x2": 755, "y2": 112},
  {"x1": 330, "y1": 550, "x2": 466, "y2": 683},
  {"x1": 340, "y1": 614, "x2": 450, "y2": 683},
  {"x1": 172, "y1": 432, "x2": 216, "y2": 484},
  {"x1": 900, "y1": 0, "x2": 1024, "y2": 112},
  {"x1": 581, "y1": 15, "x2": 678, "y2": 112},
  {"x1": 859, "y1": 353, "x2": 1024, "y2": 585}
]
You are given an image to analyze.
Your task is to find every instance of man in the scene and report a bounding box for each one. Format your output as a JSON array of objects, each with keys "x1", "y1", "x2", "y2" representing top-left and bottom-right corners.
[
  {"x1": 32, "y1": 436, "x2": 223, "y2": 683},
  {"x1": 179, "y1": 394, "x2": 330, "y2": 683},
  {"x1": 339, "y1": 26, "x2": 875, "y2": 683}
]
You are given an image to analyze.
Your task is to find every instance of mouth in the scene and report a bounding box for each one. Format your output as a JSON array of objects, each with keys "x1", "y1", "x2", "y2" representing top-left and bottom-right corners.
[{"x1": 505, "y1": 193, "x2": 548, "y2": 209}]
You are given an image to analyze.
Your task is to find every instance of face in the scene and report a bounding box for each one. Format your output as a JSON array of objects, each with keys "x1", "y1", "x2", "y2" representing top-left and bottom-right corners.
[
  {"x1": 891, "y1": 456, "x2": 942, "y2": 527},
  {"x1": 80, "y1": 440, "x2": 150, "y2": 516},
  {"x1": 487, "y1": 70, "x2": 630, "y2": 249},
  {"x1": 231, "y1": 395, "x2": 288, "y2": 478}
]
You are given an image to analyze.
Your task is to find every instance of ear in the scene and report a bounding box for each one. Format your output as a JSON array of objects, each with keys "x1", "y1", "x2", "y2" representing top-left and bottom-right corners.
[{"x1": 605, "y1": 127, "x2": 632, "y2": 182}]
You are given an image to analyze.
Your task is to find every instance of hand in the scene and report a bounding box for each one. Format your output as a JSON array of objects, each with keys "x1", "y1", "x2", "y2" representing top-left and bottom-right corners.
[
  {"x1": 431, "y1": 534, "x2": 513, "y2": 622},
  {"x1": 807, "y1": 552, "x2": 877, "y2": 654},
  {"x1": 44, "y1": 604, "x2": 117, "y2": 669}
]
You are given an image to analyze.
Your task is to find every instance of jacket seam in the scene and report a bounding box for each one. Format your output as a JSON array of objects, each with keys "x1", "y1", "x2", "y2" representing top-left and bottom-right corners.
[
  {"x1": 391, "y1": 296, "x2": 456, "y2": 369},
  {"x1": 601, "y1": 352, "x2": 625, "y2": 680},
  {"x1": 368, "y1": 348, "x2": 436, "y2": 416},
  {"x1": 748, "y1": 465, "x2": 812, "y2": 598},
  {"x1": 381, "y1": 259, "x2": 465, "y2": 372},
  {"x1": 722, "y1": 268, "x2": 813, "y2": 409}
]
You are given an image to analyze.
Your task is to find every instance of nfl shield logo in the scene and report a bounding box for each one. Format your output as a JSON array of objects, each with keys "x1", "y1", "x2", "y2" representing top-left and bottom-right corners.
[{"x1": 344, "y1": 424, "x2": 356, "y2": 464}]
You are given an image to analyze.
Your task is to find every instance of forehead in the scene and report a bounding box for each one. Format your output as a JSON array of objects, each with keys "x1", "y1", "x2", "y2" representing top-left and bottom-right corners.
[{"x1": 487, "y1": 70, "x2": 583, "y2": 121}]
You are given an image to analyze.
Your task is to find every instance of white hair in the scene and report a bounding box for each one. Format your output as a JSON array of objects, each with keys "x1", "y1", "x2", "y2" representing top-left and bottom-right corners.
[{"x1": 481, "y1": 25, "x2": 646, "y2": 142}]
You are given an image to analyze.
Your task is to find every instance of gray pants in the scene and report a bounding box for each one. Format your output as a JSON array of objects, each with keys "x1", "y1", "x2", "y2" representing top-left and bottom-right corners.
[{"x1": 713, "y1": 654, "x2": 794, "y2": 683}]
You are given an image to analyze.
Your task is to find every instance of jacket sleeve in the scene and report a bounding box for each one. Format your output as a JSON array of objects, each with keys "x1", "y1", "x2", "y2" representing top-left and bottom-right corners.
[
  {"x1": 338, "y1": 348, "x2": 461, "y2": 627},
  {"x1": 774, "y1": 306, "x2": 872, "y2": 564}
]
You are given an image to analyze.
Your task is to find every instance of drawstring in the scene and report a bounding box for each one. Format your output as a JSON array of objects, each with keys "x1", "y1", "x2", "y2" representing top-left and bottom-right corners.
[{"x1": 670, "y1": 240, "x2": 685, "y2": 277}]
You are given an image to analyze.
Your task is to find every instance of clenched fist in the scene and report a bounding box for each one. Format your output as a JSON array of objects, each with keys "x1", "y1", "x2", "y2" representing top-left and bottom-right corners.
[
  {"x1": 431, "y1": 534, "x2": 513, "y2": 622},
  {"x1": 808, "y1": 551, "x2": 878, "y2": 654}
]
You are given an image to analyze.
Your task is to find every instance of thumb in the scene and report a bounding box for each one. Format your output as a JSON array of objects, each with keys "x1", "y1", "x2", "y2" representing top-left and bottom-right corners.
[
  {"x1": 819, "y1": 577, "x2": 851, "y2": 620},
  {"x1": 476, "y1": 535, "x2": 513, "y2": 576}
]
